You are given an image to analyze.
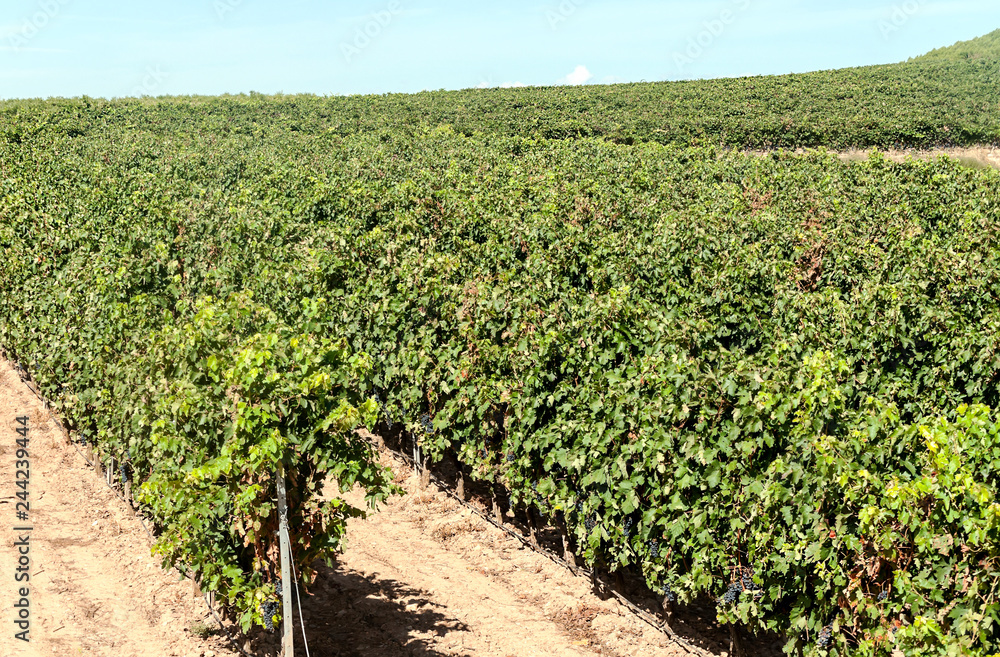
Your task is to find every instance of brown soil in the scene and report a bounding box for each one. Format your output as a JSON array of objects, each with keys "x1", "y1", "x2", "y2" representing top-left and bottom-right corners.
[
  {"x1": 749, "y1": 145, "x2": 1000, "y2": 169},
  {"x1": 839, "y1": 145, "x2": 1000, "y2": 169}
]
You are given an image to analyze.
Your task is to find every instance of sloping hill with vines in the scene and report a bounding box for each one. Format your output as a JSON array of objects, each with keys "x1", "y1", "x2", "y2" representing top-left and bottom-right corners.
[
  {"x1": 911, "y1": 28, "x2": 1000, "y2": 63},
  {"x1": 3, "y1": 29, "x2": 1000, "y2": 151}
]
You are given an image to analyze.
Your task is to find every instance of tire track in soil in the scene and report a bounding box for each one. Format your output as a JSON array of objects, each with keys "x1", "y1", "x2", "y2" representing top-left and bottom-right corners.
[{"x1": 0, "y1": 358, "x2": 239, "y2": 657}]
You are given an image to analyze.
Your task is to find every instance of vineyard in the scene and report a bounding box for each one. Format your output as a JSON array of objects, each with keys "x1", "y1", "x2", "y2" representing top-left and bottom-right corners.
[
  {"x1": 2, "y1": 55, "x2": 999, "y2": 151},
  {"x1": 3, "y1": 33, "x2": 1000, "y2": 657},
  {"x1": 913, "y1": 28, "x2": 1000, "y2": 63}
]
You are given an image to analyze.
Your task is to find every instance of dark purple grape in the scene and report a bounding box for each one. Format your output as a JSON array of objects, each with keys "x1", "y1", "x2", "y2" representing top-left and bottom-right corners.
[
  {"x1": 660, "y1": 583, "x2": 676, "y2": 603},
  {"x1": 817, "y1": 624, "x2": 834, "y2": 648},
  {"x1": 419, "y1": 413, "x2": 435, "y2": 434},
  {"x1": 721, "y1": 582, "x2": 741, "y2": 604},
  {"x1": 261, "y1": 600, "x2": 279, "y2": 631}
]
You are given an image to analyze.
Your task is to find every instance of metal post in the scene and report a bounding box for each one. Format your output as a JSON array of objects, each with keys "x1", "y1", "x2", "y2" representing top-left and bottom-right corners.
[{"x1": 276, "y1": 462, "x2": 294, "y2": 657}]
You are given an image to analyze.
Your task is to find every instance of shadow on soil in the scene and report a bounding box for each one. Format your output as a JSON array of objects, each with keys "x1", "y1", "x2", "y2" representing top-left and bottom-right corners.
[{"x1": 247, "y1": 561, "x2": 468, "y2": 657}]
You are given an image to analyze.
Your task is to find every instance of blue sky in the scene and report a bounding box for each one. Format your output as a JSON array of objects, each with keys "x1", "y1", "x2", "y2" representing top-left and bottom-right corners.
[{"x1": 0, "y1": 0, "x2": 998, "y2": 99}]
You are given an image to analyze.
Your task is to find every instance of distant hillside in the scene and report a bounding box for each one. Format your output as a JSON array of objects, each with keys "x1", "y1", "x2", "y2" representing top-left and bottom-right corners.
[
  {"x1": 911, "y1": 29, "x2": 1000, "y2": 62},
  {"x1": 2, "y1": 34, "x2": 1000, "y2": 151}
]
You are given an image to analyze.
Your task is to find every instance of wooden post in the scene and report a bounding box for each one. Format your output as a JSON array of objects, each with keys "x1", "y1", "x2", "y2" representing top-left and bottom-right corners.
[
  {"x1": 420, "y1": 456, "x2": 430, "y2": 490},
  {"x1": 276, "y1": 463, "x2": 294, "y2": 657},
  {"x1": 492, "y1": 495, "x2": 503, "y2": 524},
  {"x1": 526, "y1": 507, "x2": 538, "y2": 546},
  {"x1": 730, "y1": 623, "x2": 747, "y2": 657}
]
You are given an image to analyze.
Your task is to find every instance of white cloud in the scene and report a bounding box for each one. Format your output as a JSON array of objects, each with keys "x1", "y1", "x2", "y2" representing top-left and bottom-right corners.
[{"x1": 556, "y1": 65, "x2": 593, "y2": 86}]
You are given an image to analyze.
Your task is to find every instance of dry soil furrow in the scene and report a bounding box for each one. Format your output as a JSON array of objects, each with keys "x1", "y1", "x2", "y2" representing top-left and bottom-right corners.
[
  {"x1": 340, "y1": 503, "x2": 595, "y2": 657},
  {"x1": 295, "y1": 457, "x2": 724, "y2": 657}
]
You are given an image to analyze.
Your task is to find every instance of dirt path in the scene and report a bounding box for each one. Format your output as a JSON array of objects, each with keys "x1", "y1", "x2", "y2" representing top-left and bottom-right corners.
[
  {"x1": 0, "y1": 358, "x2": 240, "y2": 657},
  {"x1": 840, "y1": 145, "x2": 1000, "y2": 169}
]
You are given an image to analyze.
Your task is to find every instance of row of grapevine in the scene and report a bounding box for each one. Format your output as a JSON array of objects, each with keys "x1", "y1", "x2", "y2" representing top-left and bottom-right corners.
[
  {"x1": 2, "y1": 58, "x2": 999, "y2": 150},
  {"x1": 2, "y1": 109, "x2": 1000, "y2": 654}
]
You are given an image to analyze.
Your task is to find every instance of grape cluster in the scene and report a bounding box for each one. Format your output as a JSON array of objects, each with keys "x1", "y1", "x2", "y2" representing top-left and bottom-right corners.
[
  {"x1": 622, "y1": 517, "x2": 634, "y2": 538},
  {"x1": 660, "y1": 583, "x2": 677, "y2": 603},
  {"x1": 478, "y1": 447, "x2": 489, "y2": 459},
  {"x1": 817, "y1": 624, "x2": 833, "y2": 648},
  {"x1": 373, "y1": 393, "x2": 393, "y2": 429},
  {"x1": 261, "y1": 601, "x2": 279, "y2": 631},
  {"x1": 506, "y1": 452, "x2": 516, "y2": 463},
  {"x1": 741, "y1": 572, "x2": 764, "y2": 599},
  {"x1": 584, "y1": 513, "x2": 597, "y2": 533},
  {"x1": 719, "y1": 582, "x2": 742, "y2": 605},
  {"x1": 647, "y1": 539, "x2": 660, "y2": 559},
  {"x1": 877, "y1": 589, "x2": 888, "y2": 601},
  {"x1": 419, "y1": 413, "x2": 435, "y2": 435},
  {"x1": 120, "y1": 463, "x2": 130, "y2": 485}
]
